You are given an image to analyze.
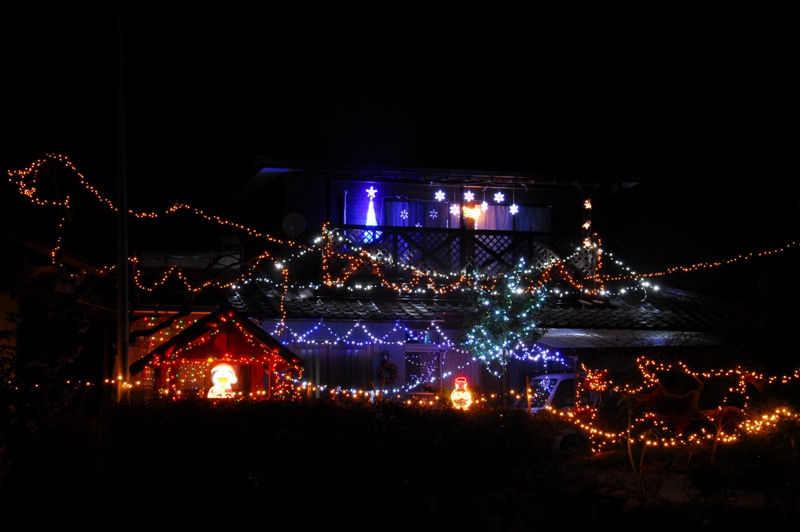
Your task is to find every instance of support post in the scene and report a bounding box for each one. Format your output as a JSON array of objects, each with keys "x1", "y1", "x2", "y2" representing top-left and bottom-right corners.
[{"x1": 114, "y1": 15, "x2": 129, "y2": 401}]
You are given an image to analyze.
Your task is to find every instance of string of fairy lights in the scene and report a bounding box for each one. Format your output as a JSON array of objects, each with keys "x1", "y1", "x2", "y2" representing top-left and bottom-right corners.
[
  {"x1": 536, "y1": 358, "x2": 800, "y2": 452},
  {"x1": 6, "y1": 153, "x2": 796, "y2": 333},
  {"x1": 7, "y1": 154, "x2": 800, "y2": 451},
  {"x1": 121, "y1": 310, "x2": 800, "y2": 451},
  {"x1": 128, "y1": 310, "x2": 571, "y2": 398},
  {"x1": 9, "y1": 154, "x2": 793, "y2": 306},
  {"x1": 128, "y1": 312, "x2": 304, "y2": 400}
]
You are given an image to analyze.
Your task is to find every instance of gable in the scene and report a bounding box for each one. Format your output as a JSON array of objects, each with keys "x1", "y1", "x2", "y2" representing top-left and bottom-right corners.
[{"x1": 130, "y1": 307, "x2": 302, "y2": 375}]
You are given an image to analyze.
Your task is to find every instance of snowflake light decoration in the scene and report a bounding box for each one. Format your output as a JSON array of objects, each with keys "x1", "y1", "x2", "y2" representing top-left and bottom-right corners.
[
  {"x1": 464, "y1": 190, "x2": 475, "y2": 202},
  {"x1": 414, "y1": 223, "x2": 422, "y2": 228},
  {"x1": 435, "y1": 190, "x2": 445, "y2": 202},
  {"x1": 510, "y1": 203, "x2": 519, "y2": 215},
  {"x1": 494, "y1": 192, "x2": 505, "y2": 203},
  {"x1": 429, "y1": 210, "x2": 438, "y2": 219},
  {"x1": 481, "y1": 201, "x2": 489, "y2": 212},
  {"x1": 400, "y1": 209, "x2": 408, "y2": 220},
  {"x1": 450, "y1": 204, "x2": 460, "y2": 216}
]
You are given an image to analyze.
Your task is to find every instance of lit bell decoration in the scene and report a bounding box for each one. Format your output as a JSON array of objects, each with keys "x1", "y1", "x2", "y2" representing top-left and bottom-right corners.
[{"x1": 451, "y1": 376, "x2": 473, "y2": 410}]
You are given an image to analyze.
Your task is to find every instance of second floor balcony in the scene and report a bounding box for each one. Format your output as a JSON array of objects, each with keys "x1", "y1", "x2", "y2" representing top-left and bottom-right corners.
[{"x1": 328, "y1": 224, "x2": 594, "y2": 278}]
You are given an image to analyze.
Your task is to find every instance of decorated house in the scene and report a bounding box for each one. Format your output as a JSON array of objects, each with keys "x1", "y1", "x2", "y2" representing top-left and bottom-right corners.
[{"x1": 128, "y1": 158, "x2": 736, "y2": 402}]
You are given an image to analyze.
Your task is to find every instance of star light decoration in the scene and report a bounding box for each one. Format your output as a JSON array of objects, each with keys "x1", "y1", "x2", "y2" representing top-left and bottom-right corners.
[
  {"x1": 494, "y1": 192, "x2": 505, "y2": 203},
  {"x1": 366, "y1": 186, "x2": 377, "y2": 199},
  {"x1": 435, "y1": 190, "x2": 445, "y2": 202},
  {"x1": 464, "y1": 190, "x2": 475, "y2": 202}
]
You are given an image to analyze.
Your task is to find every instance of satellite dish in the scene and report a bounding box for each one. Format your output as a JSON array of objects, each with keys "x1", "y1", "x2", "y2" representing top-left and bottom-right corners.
[{"x1": 282, "y1": 212, "x2": 306, "y2": 239}]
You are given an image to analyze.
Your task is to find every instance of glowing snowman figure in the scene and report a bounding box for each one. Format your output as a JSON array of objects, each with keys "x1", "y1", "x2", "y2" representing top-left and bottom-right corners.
[
  {"x1": 451, "y1": 376, "x2": 473, "y2": 410},
  {"x1": 207, "y1": 363, "x2": 238, "y2": 399}
]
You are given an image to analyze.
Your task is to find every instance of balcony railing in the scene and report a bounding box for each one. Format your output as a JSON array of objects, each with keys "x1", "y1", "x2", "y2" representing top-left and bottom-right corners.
[{"x1": 329, "y1": 224, "x2": 592, "y2": 277}]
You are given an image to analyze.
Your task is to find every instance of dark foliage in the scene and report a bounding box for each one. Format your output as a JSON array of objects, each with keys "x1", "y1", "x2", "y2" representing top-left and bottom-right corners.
[{"x1": 1, "y1": 399, "x2": 797, "y2": 530}]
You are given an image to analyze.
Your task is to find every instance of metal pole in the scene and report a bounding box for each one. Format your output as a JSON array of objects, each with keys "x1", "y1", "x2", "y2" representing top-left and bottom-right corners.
[
  {"x1": 115, "y1": 15, "x2": 130, "y2": 401},
  {"x1": 526, "y1": 376, "x2": 532, "y2": 413}
]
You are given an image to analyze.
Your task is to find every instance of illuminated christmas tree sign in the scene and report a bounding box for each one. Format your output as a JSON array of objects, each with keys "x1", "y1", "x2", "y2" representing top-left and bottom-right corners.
[
  {"x1": 364, "y1": 186, "x2": 380, "y2": 242},
  {"x1": 451, "y1": 376, "x2": 473, "y2": 410},
  {"x1": 207, "y1": 363, "x2": 238, "y2": 398}
]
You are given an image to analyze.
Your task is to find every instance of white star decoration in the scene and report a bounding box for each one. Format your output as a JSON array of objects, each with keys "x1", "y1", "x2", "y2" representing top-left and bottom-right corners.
[
  {"x1": 494, "y1": 192, "x2": 505, "y2": 203},
  {"x1": 510, "y1": 203, "x2": 519, "y2": 215},
  {"x1": 464, "y1": 191, "x2": 475, "y2": 201},
  {"x1": 481, "y1": 201, "x2": 489, "y2": 212},
  {"x1": 366, "y1": 186, "x2": 377, "y2": 199},
  {"x1": 434, "y1": 190, "x2": 445, "y2": 201}
]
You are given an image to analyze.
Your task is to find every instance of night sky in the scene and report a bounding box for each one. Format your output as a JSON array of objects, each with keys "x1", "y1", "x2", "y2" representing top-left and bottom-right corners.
[{"x1": 3, "y1": 14, "x2": 797, "y2": 297}]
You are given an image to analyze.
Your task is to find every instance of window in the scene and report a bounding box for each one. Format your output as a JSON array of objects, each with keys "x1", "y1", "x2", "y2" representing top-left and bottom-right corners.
[
  {"x1": 384, "y1": 198, "x2": 451, "y2": 228},
  {"x1": 468, "y1": 206, "x2": 552, "y2": 232},
  {"x1": 383, "y1": 196, "x2": 552, "y2": 232}
]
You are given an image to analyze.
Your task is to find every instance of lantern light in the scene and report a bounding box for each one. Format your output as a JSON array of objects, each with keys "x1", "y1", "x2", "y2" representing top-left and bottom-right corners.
[{"x1": 451, "y1": 376, "x2": 473, "y2": 410}]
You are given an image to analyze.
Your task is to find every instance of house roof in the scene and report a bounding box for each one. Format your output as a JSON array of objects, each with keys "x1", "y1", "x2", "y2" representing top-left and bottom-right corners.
[
  {"x1": 130, "y1": 307, "x2": 303, "y2": 375},
  {"x1": 215, "y1": 282, "x2": 738, "y2": 348},
  {"x1": 227, "y1": 158, "x2": 645, "y2": 207}
]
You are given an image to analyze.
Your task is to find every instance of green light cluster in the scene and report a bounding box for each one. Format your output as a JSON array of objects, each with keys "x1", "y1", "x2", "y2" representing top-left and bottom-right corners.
[{"x1": 460, "y1": 260, "x2": 547, "y2": 367}]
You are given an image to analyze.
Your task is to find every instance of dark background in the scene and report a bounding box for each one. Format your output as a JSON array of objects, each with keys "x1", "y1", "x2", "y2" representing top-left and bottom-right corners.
[{"x1": 3, "y1": 13, "x2": 797, "y2": 295}]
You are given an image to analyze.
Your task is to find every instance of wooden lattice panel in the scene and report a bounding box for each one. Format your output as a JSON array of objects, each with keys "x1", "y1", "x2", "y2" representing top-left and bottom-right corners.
[
  {"x1": 397, "y1": 231, "x2": 459, "y2": 272},
  {"x1": 569, "y1": 248, "x2": 594, "y2": 276},
  {"x1": 331, "y1": 225, "x2": 580, "y2": 277},
  {"x1": 529, "y1": 243, "x2": 561, "y2": 272},
  {"x1": 470, "y1": 234, "x2": 518, "y2": 276},
  {"x1": 338, "y1": 228, "x2": 378, "y2": 247}
]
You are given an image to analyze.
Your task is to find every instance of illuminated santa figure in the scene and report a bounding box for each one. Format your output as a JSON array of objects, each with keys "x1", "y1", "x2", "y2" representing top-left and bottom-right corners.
[
  {"x1": 451, "y1": 376, "x2": 473, "y2": 410},
  {"x1": 207, "y1": 363, "x2": 238, "y2": 399}
]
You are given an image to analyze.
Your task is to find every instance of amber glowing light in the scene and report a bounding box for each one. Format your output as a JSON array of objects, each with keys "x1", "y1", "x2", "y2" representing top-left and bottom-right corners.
[{"x1": 451, "y1": 376, "x2": 473, "y2": 410}]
